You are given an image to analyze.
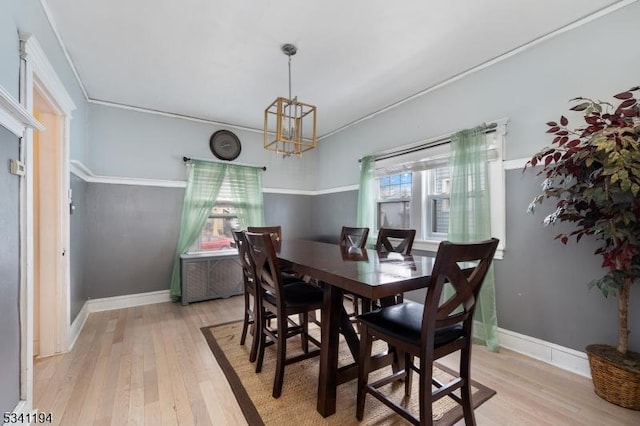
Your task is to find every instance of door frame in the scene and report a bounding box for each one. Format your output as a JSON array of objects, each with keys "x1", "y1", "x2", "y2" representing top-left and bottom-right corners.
[
  {"x1": 19, "y1": 33, "x2": 76, "y2": 406},
  {"x1": 0, "y1": 84, "x2": 43, "y2": 418}
]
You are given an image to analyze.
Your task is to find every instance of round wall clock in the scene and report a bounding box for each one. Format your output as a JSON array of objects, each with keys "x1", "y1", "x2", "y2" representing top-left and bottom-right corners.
[{"x1": 209, "y1": 130, "x2": 241, "y2": 161}]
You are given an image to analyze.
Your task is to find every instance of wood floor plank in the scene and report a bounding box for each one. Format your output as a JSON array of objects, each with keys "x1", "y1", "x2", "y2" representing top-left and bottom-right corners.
[{"x1": 33, "y1": 296, "x2": 640, "y2": 425}]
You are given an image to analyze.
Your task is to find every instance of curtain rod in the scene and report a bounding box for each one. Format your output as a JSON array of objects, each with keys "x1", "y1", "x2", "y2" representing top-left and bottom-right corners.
[
  {"x1": 182, "y1": 156, "x2": 267, "y2": 171},
  {"x1": 358, "y1": 122, "x2": 498, "y2": 163}
]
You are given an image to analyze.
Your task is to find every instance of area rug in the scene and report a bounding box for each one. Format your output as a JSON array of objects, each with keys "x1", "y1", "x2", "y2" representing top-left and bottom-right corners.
[{"x1": 201, "y1": 321, "x2": 495, "y2": 425}]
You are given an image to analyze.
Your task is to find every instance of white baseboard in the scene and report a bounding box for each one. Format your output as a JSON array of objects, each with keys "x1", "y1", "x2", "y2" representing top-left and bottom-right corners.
[
  {"x1": 496, "y1": 327, "x2": 590, "y2": 378},
  {"x1": 87, "y1": 290, "x2": 171, "y2": 312},
  {"x1": 473, "y1": 321, "x2": 590, "y2": 378},
  {"x1": 68, "y1": 301, "x2": 89, "y2": 350},
  {"x1": 3, "y1": 400, "x2": 35, "y2": 426}
]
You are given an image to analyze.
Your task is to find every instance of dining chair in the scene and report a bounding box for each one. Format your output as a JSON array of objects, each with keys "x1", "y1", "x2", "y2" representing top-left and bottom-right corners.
[
  {"x1": 356, "y1": 238, "x2": 499, "y2": 425},
  {"x1": 372, "y1": 228, "x2": 417, "y2": 308},
  {"x1": 231, "y1": 230, "x2": 265, "y2": 363},
  {"x1": 247, "y1": 226, "x2": 283, "y2": 249},
  {"x1": 247, "y1": 225, "x2": 300, "y2": 284},
  {"x1": 339, "y1": 226, "x2": 370, "y2": 250},
  {"x1": 244, "y1": 231, "x2": 324, "y2": 398},
  {"x1": 338, "y1": 226, "x2": 370, "y2": 319},
  {"x1": 375, "y1": 227, "x2": 416, "y2": 255}
]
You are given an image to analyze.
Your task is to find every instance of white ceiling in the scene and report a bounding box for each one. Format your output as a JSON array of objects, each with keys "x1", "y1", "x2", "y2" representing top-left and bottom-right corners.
[{"x1": 45, "y1": 0, "x2": 624, "y2": 137}]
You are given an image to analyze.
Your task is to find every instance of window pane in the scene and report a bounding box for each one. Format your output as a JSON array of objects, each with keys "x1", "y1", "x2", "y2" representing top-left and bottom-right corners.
[
  {"x1": 378, "y1": 173, "x2": 413, "y2": 200},
  {"x1": 431, "y1": 198, "x2": 449, "y2": 234},
  {"x1": 193, "y1": 205, "x2": 239, "y2": 252},
  {"x1": 434, "y1": 167, "x2": 450, "y2": 194},
  {"x1": 378, "y1": 201, "x2": 410, "y2": 229}
]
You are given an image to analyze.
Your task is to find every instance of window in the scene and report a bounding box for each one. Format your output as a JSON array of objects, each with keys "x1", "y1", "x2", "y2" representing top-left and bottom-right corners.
[
  {"x1": 190, "y1": 178, "x2": 239, "y2": 253},
  {"x1": 376, "y1": 167, "x2": 449, "y2": 240},
  {"x1": 371, "y1": 122, "x2": 506, "y2": 257}
]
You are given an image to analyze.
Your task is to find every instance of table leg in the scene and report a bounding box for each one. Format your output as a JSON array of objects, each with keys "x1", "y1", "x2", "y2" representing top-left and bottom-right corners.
[{"x1": 317, "y1": 283, "x2": 343, "y2": 417}]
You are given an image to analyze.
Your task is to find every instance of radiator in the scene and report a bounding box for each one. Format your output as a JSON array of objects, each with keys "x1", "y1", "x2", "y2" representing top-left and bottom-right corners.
[{"x1": 180, "y1": 252, "x2": 243, "y2": 305}]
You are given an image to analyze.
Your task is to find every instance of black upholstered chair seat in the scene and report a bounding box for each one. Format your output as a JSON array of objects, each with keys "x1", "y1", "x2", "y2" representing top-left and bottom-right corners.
[
  {"x1": 264, "y1": 281, "x2": 324, "y2": 308},
  {"x1": 358, "y1": 301, "x2": 463, "y2": 347}
]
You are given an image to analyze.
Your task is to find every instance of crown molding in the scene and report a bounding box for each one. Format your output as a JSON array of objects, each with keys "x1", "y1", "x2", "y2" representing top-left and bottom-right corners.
[
  {"x1": 88, "y1": 99, "x2": 264, "y2": 134},
  {"x1": 38, "y1": 0, "x2": 89, "y2": 100}
]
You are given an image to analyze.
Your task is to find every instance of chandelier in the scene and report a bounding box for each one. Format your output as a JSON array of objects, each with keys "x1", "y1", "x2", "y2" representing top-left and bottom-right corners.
[{"x1": 264, "y1": 43, "x2": 317, "y2": 157}]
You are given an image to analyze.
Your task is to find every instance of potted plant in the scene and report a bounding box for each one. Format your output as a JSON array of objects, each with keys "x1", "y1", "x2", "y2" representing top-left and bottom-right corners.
[{"x1": 525, "y1": 86, "x2": 640, "y2": 409}]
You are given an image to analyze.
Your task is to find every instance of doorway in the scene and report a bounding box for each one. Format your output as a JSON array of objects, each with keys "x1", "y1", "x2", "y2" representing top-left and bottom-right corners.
[
  {"x1": 19, "y1": 32, "x2": 76, "y2": 413},
  {"x1": 32, "y1": 88, "x2": 65, "y2": 358}
]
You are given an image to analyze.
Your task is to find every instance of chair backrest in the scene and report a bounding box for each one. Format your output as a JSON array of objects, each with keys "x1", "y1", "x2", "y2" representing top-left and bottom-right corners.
[
  {"x1": 247, "y1": 226, "x2": 282, "y2": 251},
  {"x1": 339, "y1": 226, "x2": 369, "y2": 249},
  {"x1": 421, "y1": 238, "x2": 499, "y2": 345},
  {"x1": 375, "y1": 228, "x2": 416, "y2": 255},
  {"x1": 244, "y1": 231, "x2": 285, "y2": 308},
  {"x1": 232, "y1": 230, "x2": 254, "y2": 287}
]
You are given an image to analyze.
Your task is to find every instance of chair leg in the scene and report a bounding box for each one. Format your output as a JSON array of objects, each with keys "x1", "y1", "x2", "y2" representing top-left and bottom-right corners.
[
  {"x1": 255, "y1": 309, "x2": 266, "y2": 374},
  {"x1": 272, "y1": 315, "x2": 287, "y2": 398},
  {"x1": 404, "y1": 352, "x2": 413, "y2": 397},
  {"x1": 249, "y1": 297, "x2": 260, "y2": 363},
  {"x1": 356, "y1": 325, "x2": 373, "y2": 421},
  {"x1": 460, "y1": 345, "x2": 476, "y2": 425},
  {"x1": 419, "y1": 359, "x2": 433, "y2": 426},
  {"x1": 301, "y1": 312, "x2": 309, "y2": 353},
  {"x1": 240, "y1": 289, "x2": 251, "y2": 346}
]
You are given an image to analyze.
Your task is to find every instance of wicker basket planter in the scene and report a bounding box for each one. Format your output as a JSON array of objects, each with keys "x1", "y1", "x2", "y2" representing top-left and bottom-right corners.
[{"x1": 586, "y1": 344, "x2": 640, "y2": 410}]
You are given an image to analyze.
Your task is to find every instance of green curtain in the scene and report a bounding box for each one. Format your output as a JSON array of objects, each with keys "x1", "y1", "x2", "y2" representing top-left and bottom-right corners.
[
  {"x1": 357, "y1": 156, "x2": 376, "y2": 246},
  {"x1": 227, "y1": 164, "x2": 265, "y2": 229},
  {"x1": 448, "y1": 126, "x2": 499, "y2": 352},
  {"x1": 169, "y1": 160, "x2": 227, "y2": 301}
]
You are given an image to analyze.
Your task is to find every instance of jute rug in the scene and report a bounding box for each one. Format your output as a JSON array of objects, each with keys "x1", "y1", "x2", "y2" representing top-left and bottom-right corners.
[{"x1": 201, "y1": 320, "x2": 495, "y2": 425}]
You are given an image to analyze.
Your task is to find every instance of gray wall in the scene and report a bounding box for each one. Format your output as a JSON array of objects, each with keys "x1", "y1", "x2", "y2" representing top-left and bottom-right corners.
[
  {"x1": 83, "y1": 185, "x2": 316, "y2": 299},
  {"x1": 264, "y1": 193, "x2": 315, "y2": 240},
  {"x1": 497, "y1": 170, "x2": 640, "y2": 352},
  {"x1": 311, "y1": 190, "x2": 359, "y2": 244},
  {"x1": 0, "y1": 126, "x2": 21, "y2": 413},
  {"x1": 85, "y1": 183, "x2": 183, "y2": 299},
  {"x1": 69, "y1": 174, "x2": 87, "y2": 321}
]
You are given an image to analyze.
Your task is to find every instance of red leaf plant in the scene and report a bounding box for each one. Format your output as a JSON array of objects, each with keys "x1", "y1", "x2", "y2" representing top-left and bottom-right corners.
[{"x1": 525, "y1": 86, "x2": 640, "y2": 355}]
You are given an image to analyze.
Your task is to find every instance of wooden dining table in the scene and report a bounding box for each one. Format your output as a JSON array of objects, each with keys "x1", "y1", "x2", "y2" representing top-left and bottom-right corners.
[{"x1": 276, "y1": 239, "x2": 436, "y2": 417}]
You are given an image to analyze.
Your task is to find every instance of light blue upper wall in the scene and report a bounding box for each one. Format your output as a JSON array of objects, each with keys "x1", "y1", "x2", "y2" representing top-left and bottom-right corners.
[
  {"x1": 87, "y1": 103, "x2": 318, "y2": 189},
  {"x1": 0, "y1": 0, "x2": 88, "y2": 162},
  {"x1": 0, "y1": 6, "x2": 20, "y2": 100},
  {"x1": 315, "y1": 2, "x2": 640, "y2": 190}
]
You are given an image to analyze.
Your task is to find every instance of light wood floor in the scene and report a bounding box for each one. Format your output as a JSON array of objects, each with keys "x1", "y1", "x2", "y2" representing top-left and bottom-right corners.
[{"x1": 34, "y1": 297, "x2": 640, "y2": 425}]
